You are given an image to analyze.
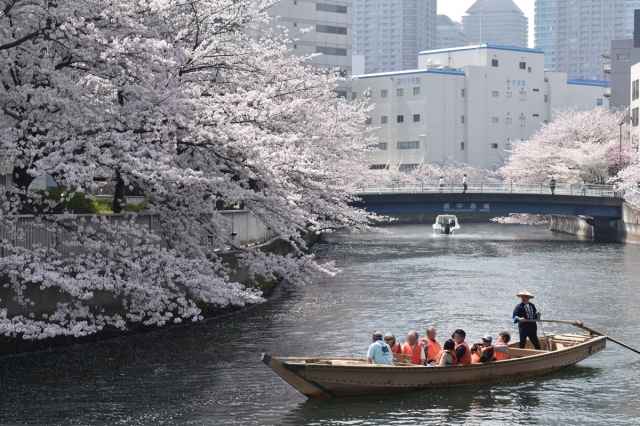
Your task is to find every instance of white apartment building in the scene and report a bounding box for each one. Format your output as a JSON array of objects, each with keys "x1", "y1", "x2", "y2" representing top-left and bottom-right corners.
[
  {"x1": 463, "y1": 0, "x2": 528, "y2": 48},
  {"x1": 265, "y1": 1, "x2": 352, "y2": 96},
  {"x1": 353, "y1": 45, "x2": 609, "y2": 170},
  {"x1": 353, "y1": 0, "x2": 437, "y2": 74},
  {"x1": 534, "y1": 0, "x2": 628, "y2": 81},
  {"x1": 436, "y1": 15, "x2": 468, "y2": 50}
]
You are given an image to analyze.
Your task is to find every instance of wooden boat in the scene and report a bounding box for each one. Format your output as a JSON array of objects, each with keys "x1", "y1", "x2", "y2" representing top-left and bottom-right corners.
[
  {"x1": 432, "y1": 214, "x2": 460, "y2": 234},
  {"x1": 262, "y1": 332, "x2": 606, "y2": 399}
]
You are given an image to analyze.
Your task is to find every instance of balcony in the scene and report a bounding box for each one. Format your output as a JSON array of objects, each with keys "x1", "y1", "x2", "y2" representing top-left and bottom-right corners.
[{"x1": 603, "y1": 86, "x2": 611, "y2": 98}]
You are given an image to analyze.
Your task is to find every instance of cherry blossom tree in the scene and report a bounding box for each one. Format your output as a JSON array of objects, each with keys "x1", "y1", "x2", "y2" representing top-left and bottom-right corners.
[
  {"x1": 0, "y1": 0, "x2": 375, "y2": 338},
  {"x1": 500, "y1": 108, "x2": 631, "y2": 184}
]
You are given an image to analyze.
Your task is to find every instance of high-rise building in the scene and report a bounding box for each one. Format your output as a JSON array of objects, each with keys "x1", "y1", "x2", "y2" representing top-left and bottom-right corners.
[
  {"x1": 436, "y1": 15, "x2": 468, "y2": 49},
  {"x1": 534, "y1": 0, "x2": 628, "y2": 81},
  {"x1": 264, "y1": 1, "x2": 352, "y2": 95},
  {"x1": 626, "y1": 1, "x2": 640, "y2": 38},
  {"x1": 462, "y1": 0, "x2": 528, "y2": 48},
  {"x1": 353, "y1": 0, "x2": 437, "y2": 74}
]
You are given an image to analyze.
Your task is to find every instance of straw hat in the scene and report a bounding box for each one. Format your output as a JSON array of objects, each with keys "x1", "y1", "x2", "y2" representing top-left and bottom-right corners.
[{"x1": 516, "y1": 291, "x2": 534, "y2": 298}]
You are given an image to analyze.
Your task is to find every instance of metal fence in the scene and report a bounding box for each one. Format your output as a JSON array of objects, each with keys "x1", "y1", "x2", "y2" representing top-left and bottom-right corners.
[
  {"x1": 358, "y1": 182, "x2": 622, "y2": 198},
  {"x1": 0, "y1": 210, "x2": 275, "y2": 258}
]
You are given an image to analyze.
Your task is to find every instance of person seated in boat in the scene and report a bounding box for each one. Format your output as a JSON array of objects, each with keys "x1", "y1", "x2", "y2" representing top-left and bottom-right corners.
[
  {"x1": 420, "y1": 326, "x2": 442, "y2": 364},
  {"x1": 402, "y1": 331, "x2": 427, "y2": 365},
  {"x1": 494, "y1": 331, "x2": 511, "y2": 361},
  {"x1": 470, "y1": 335, "x2": 497, "y2": 363},
  {"x1": 366, "y1": 331, "x2": 394, "y2": 366},
  {"x1": 383, "y1": 333, "x2": 402, "y2": 354},
  {"x1": 452, "y1": 329, "x2": 472, "y2": 365},
  {"x1": 435, "y1": 338, "x2": 457, "y2": 366}
]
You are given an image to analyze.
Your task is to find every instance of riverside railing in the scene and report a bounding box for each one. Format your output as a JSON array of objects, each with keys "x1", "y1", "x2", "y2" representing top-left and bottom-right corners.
[
  {"x1": 0, "y1": 210, "x2": 275, "y2": 259},
  {"x1": 357, "y1": 182, "x2": 622, "y2": 198}
]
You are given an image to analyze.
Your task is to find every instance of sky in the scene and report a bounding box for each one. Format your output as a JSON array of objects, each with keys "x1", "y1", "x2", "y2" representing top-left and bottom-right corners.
[{"x1": 437, "y1": 0, "x2": 535, "y2": 48}]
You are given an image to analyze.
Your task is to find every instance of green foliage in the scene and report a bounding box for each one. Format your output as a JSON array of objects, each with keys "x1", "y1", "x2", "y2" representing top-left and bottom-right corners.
[{"x1": 37, "y1": 191, "x2": 148, "y2": 214}]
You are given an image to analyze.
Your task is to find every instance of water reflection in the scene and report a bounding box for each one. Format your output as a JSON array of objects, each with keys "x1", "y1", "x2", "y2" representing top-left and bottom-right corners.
[{"x1": 1, "y1": 224, "x2": 640, "y2": 425}]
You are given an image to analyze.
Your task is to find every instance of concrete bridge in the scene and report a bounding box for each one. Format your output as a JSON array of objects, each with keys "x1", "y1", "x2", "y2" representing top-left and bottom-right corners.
[
  {"x1": 354, "y1": 183, "x2": 624, "y2": 220},
  {"x1": 351, "y1": 182, "x2": 640, "y2": 244}
]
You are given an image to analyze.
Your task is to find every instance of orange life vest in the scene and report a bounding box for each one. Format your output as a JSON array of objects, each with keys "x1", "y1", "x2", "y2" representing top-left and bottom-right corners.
[
  {"x1": 390, "y1": 342, "x2": 402, "y2": 354},
  {"x1": 454, "y1": 341, "x2": 472, "y2": 365},
  {"x1": 494, "y1": 342, "x2": 509, "y2": 361},
  {"x1": 402, "y1": 342, "x2": 425, "y2": 365},
  {"x1": 420, "y1": 337, "x2": 443, "y2": 362},
  {"x1": 435, "y1": 349, "x2": 457, "y2": 365},
  {"x1": 471, "y1": 346, "x2": 496, "y2": 364}
]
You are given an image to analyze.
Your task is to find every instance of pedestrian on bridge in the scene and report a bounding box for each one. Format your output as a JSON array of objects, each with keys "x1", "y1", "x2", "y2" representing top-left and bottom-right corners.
[
  {"x1": 462, "y1": 174, "x2": 468, "y2": 194},
  {"x1": 439, "y1": 176, "x2": 445, "y2": 194},
  {"x1": 581, "y1": 181, "x2": 587, "y2": 196},
  {"x1": 549, "y1": 177, "x2": 557, "y2": 195}
]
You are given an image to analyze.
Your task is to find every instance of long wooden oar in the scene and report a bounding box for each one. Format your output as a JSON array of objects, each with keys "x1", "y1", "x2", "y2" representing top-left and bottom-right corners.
[{"x1": 524, "y1": 319, "x2": 640, "y2": 355}]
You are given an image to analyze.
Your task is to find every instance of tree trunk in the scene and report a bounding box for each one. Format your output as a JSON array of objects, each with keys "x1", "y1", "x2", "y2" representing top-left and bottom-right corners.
[{"x1": 113, "y1": 172, "x2": 126, "y2": 214}]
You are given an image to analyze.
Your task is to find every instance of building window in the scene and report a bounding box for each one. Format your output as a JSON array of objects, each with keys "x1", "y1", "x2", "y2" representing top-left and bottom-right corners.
[
  {"x1": 491, "y1": 143, "x2": 499, "y2": 149},
  {"x1": 397, "y1": 88, "x2": 404, "y2": 96},
  {"x1": 294, "y1": 22, "x2": 297, "y2": 27},
  {"x1": 533, "y1": 89, "x2": 540, "y2": 92},
  {"x1": 506, "y1": 92, "x2": 512, "y2": 98},
  {"x1": 519, "y1": 116, "x2": 526, "y2": 127},
  {"x1": 460, "y1": 142, "x2": 465, "y2": 150},
  {"x1": 352, "y1": 92, "x2": 357, "y2": 100},
  {"x1": 370, "y1": 164, "x2": 387, "y2": 170},
  {"x1": 528, "y1": 67, "x2": 532, "y2": 73},
  {"x1": 378, "y1": 142, "x2": 388, "y2": 150},
  {"x1": 596, "y1": 98, "x2": 603, "y2": 106},
  {"x1": 492, "y1": 91, "x2": 499, "y2": 97},
  {"x1": 316, "y1": 46, "x2": 347, "y2": 56},
  {"x1": 618, "y1": 53, "x2": 630, "y2": 61},
  {"x1": 505, "y1": 117, "x2": 512, "y2": 124},
  {"x1": 413, "y1": 87, "x2": 420, "y2": 95},
  {"x1": 544, "y1": 94, "x2": 548, "y2": 102},
  {"x1": 533, "y1": 114, "x2": 539, "y2": 117},
  {"x1": 461, "y1": 89, "x2": 466, "y2": 97},
  {"x1": 316, "y1": 25, "x2": 347, "y2": 35},
  {"x1": 413, "y1": 114, "x2": 420, "y2": 122},
  {"x1": 633, "y1": 80, "x2": 639, "y2": 101},
  {"x1": 398, "y1": 164, "x2": 419, "y2": 172},
  {"x1": 492, "y1": 59, "x2": 499, "y2": 67},
  {"x1": 381, "y1": 116, "x2": 388, "y2": 124},
  {"x1": 461, "y1": 116, "x2": 465, "y2": 124},
  {"x1": 381, "y1": 89, "x2": 388, "y2": 98},
  {"x1": 316, "y1": 3, "x2": 347, "y2": 13},
  {"x1": 365, "y1": 117, "x2": 372, "y2": 125},
  {"x1": 397, "y1": 115, "x2": 404, "y2": 123},
  {"x1": 520, "y1": 91, "x2": 526, "y2": 101},
  {"x1": 633, "y1": 107, "x2": 639, "y2": 127},
  {"x1": 519, "y1": 62, "x2": 526, "y2": 70},
  {"x1": 397, "y1": 141, "x2": 420, "y2": 150},
  {"x1": 491, "y1": 117, "x2": 499, "y2": 123}
]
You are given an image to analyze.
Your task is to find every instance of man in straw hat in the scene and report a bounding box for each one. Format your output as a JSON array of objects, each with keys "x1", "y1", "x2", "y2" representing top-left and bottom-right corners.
[{"x1": 513, "y1": 291, "x2": 542, "y2": 349}]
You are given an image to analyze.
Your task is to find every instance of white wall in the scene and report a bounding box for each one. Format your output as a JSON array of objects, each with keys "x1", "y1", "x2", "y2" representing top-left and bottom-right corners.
[{"x1": 354, "y1": 45, "x2": 611, "y2": 170}]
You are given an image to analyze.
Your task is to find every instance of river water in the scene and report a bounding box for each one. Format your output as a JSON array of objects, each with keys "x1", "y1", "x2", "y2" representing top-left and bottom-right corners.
[{"x1": 2, "y1": 224, "x2": 640, "y2": 425}]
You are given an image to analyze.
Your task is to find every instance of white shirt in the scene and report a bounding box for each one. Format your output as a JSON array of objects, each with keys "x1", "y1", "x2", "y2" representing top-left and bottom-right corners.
[
  {"x1": 462, "y1": 176, "x2": 467, "y2": 184},
  {"x1": 439, "y1": 178, "x2": 445, "y2": 185}
]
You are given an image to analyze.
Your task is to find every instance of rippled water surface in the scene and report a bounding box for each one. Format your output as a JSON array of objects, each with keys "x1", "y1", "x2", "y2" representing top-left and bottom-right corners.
[{"x1": 2, "y1": 224, "x2": 640, "y2": 425}]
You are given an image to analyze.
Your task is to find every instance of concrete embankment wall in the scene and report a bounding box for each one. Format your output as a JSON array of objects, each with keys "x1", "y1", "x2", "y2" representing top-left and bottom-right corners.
[
  {"x1": 550, "y1": 202, "x2": 640, "y2": 244},
  {"x1": 549, "y1": 215, "x2": 594, "y2": 239}
]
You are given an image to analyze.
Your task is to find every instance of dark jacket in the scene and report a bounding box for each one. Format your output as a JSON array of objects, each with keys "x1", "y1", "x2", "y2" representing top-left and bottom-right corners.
[{"x1": 513, "y1": 302, "x2": 538, "y2": 332}]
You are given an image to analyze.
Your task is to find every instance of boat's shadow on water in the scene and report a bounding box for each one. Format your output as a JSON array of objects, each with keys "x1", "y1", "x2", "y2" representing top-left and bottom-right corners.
[{"x1": 279, "y1": 365, "x2": 601, "y2": 426}]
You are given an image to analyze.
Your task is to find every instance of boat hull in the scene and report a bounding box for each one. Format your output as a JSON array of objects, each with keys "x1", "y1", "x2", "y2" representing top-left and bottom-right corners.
[{"x1": 262, "y1": 334, "x2": 606, "y2": 398}]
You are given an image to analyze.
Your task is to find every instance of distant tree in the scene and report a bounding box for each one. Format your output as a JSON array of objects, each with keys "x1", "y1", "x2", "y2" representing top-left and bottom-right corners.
[
  {"x1": 0, "y1": 0, "x2": 374, "y2": 338},
  {"x1": 499, "y1": 108, "x2": 632, "y2": 184}
]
